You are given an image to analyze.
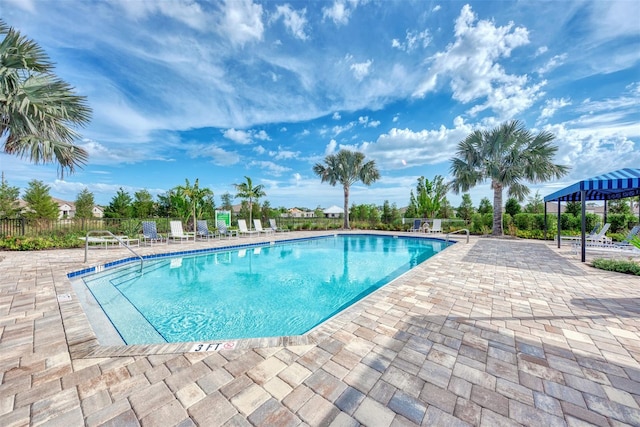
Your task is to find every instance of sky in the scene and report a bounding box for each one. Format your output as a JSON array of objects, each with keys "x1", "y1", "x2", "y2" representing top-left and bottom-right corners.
[{"x1": 1, "y1": 0, "x2": 639, "y2": 210}]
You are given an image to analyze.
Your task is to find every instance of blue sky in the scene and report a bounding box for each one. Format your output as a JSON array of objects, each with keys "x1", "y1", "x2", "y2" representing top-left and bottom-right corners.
[{"x1": 2, "y1": 0, "x2": 639, "y2": 209}]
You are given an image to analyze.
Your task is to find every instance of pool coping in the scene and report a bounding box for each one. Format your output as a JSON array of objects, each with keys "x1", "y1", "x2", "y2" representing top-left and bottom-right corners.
[{"x1": 61, "y1": 232, "x2": 455, "y2": 359}]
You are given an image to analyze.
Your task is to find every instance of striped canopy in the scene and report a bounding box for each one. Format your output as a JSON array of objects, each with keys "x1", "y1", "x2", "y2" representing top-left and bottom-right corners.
[{"x1": 544, "y1": 168, "x2": 640, "y2": 202}]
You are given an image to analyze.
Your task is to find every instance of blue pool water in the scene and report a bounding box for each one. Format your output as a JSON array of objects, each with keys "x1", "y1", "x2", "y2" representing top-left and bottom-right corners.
[{"x1": 80, "y1": 235, "x2": 450, "y2": 344}]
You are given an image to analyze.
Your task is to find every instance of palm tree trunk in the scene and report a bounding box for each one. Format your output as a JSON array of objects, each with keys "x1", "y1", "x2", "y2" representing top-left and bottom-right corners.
[
  {"x1": 343, "y1": 185, "x2": 350, "y2": 229},
  {"x1": 492, "y1": 182, "x2": 503, "y2": 236}
]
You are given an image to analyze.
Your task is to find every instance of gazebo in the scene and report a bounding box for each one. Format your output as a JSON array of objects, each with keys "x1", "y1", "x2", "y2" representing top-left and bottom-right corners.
[{"x1": 544, "y1": 168, "x2": 640, "y2": 262}]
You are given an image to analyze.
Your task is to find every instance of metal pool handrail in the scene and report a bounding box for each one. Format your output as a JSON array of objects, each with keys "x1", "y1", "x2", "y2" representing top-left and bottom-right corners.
[
  {"x1": 445, "y1": 228, "x2": 469, "y2": 244},
  {"x1": 83, "y1": 230, "x2": 144, "y2": 272}
]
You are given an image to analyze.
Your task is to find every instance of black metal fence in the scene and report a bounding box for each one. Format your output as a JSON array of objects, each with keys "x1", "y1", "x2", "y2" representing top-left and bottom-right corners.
[{"x1": 0, "y1": 216, "x2": 352, "y2": 237}]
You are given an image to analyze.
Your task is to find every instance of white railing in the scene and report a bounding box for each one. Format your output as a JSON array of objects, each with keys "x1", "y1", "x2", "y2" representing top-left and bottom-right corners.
[
  {"x1": 83, "y1": 230, "x2": 144, "y2": 272},
  {"x1": 445, "y1": 228, "x2": 469, "y2": 244}
]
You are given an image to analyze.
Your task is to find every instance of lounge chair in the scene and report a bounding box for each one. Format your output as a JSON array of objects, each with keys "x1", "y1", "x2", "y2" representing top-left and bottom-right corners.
[
  {"x1": 169, "y1": 221, "x2": 193, "y2": 243},
  {"x1": 559, "y1": 224, "x2": 599, "y2": 242},
  {"x1": 269, "y1": 218, "x2": 289, "y2": 233},
  {"x1": 585, "y1": 223, "x2": 612, "y2": 244},
  {"x1": 196, "y1": 220, "x2": 218, "y2": 241},
  {"x1": 216, "y1": 220, "x2": 238, "y2": 239},
  {"x1": 429, "y1": 219, "x2": 442, "y2": 233},
  {"x1": 141, "y1": 221, "x2": 165, "y2": 245},
  {"x1": 254, "y1": 219, "x2": 274, "y2": 236},
  {"x1": 238, "y1": 219, "x2": 259, "y2": 238},
  {"x1": 619, "y1": 225, "x2": 640, "y2": 246},
  {"x1": 409, "y1": 219, "x2": 422, "y2": 232}
]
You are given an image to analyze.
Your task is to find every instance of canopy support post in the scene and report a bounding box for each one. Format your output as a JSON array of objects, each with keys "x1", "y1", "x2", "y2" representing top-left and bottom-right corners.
[
  {"x1": 581, "y1": 190, "x2": 586, "y2": 263},
  {"x1": 557, "y1": 200, "x2": 561, "y2": 248}
]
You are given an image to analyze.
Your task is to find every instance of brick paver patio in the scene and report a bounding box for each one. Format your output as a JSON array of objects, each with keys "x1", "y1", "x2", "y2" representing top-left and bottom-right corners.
[{"x1": 1, "y1": 231, "x2": 639, "y2": 426}]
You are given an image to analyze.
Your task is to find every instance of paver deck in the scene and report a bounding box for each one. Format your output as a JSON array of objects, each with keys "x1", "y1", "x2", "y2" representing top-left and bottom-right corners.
[{"x1": 1, "y1": 231, "x2": 640, "y2": 426}]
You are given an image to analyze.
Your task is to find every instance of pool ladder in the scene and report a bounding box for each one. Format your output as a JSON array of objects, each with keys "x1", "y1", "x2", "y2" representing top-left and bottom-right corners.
[
  {"x1": 445, "y1": 228, "x2": 469, "y2": 244},
  {"x1": 83, "y1": 230, "x2": 144, "y2": 272}
]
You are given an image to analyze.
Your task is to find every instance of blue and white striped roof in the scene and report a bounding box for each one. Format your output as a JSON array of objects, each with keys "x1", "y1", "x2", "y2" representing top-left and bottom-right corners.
[{"x1": 544, "y1": 168, "x2": 640, "y2": 202}]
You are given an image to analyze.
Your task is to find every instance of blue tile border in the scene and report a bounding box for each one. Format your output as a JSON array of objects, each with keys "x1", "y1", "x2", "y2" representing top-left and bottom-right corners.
[{"x1": 67, "y1": 233, "x2": 454, "y2": 279}]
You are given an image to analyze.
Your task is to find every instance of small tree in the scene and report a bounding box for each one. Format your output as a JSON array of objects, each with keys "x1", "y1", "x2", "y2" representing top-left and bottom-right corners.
[
  {"x1": 409, "y1": 175, "x2": 449, "y2": 219},
  {"x1": 608, "y1": 198, "x2": 632, "y2": 215},
  {"x1": 105, "y1": 188, "x2": 133, "y2": 219},
  {"x1": 381, "y1": 200, "x2": 393, "y2": 224},
  {"x1": 132, "y1": 189, "x2": 155, "y2": 218},
  {"x1": 438, "y1": 197, "x2": 454, "y2": 219},
  {"x1": 478, "y1": 197, "x2": 493, "y2": 215},
  {"x1": 457, "y1": 193, "x2": 475, "y2": 224},
  {"x1": 565, "y1": 201, "x2": 581, "y2": 216},
  {"x1": 74, "y1": 188, "x2": 95, "y2": 219},
  {"x1": 23, "y1": 180, "x2": 59, "y2": 219},
  {"x1": 505, "y1": 197, "x2": 521, "y2": 216},
  {"x1": 524, "y1": 191, "x2": 544, "y2": 214},
  {"x1": 0, "y1": 173, "x2": 21, "y2": 218}
]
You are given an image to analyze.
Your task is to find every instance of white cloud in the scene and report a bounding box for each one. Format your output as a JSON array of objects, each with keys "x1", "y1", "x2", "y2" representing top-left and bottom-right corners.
[
  {"x1": 268, "y1": 147, "x2": 300, "y2": 160},
  {"x1": 223, "y1": 128, "x2": 252, "y2": 144},
  {"x1": 392, "y1": 114, "x2": 399, "y2": 123},
  {"x1": 222, "y1": 128, "x2": 270, "y2": 144},
  {"x1": 391, "y1": 29, "x2": 431, "y2": 52},
  {"x1": 272, "y1": 4, "x2": 309, "y2": 40},
  {"x1": 538, "y1": 97, "x2": 572, "y2": 121},
  {"x1": 188, "y1": 144, "x2": 241, "y2": 166},
  {"x1": 332, "y1": 121, "x2": 356, "y2": 136},
  {"x1": 113, "y1": 0, "x2": 209, "y2": 31},
  {"x1": 350, "y1": 59, "x2": 373, "y2": 81},
  {"x1": 537, "y1": 53, "x2": 567, "y2": 74},
  {"x1": 332, "y1": 112, "x2": 342, "y2": 120},
  {"x1": 325, "y1": 139, "x2": 338, "y2": 155},
  {"x1": 253, "y1": 145, "x2": 267, "y2": 154},
  {"x1": 5, "y1": 0, "x2": 34, "y2": 12},
  {"x1": 254, "y1": 130, "x2": 271, "y2": 140},
  {"x1": 432, "y1": 5, "x2": 441, "y2": 12},
  {"x1": 546, "y1": 122, "x2": 640, "y2": 181},
  {"x1": 359, "y1": 116, "x2": 474, "y2": 169},
  {"x1": 248, "y1": 160, "x2": 290, "y2": 175},
  {"x1": 535, "y1": 46, "x2": 548, "y2": 57},
  {"x1": 358, "y1": 116, "x2": 380, "y2": 128},
  {"x1": 218, "y1": 0, "x2": 264, "y2": 46},
  {"x1": 322, "y1": 0, "x2": 359, "y2": 26},
  {"x1": 590, "y1": 1, "x2": 640, "y2": 41},
  {"x1": 414, "y1": 4, "x2": 538, "y2": 119},
  {"x1": 80, "y1": 140, "x2": 164, "y2": 165}
]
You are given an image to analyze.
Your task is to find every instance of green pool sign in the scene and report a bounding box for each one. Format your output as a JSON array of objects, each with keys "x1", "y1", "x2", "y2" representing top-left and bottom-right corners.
[{"x1": 215, "y1": 210, "x2": 231, "y2": 227}]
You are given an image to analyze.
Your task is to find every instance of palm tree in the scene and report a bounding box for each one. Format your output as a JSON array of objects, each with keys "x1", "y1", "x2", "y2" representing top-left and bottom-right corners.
[
  {"x1": 0, "y1": 20, "x2": 91, "y2": 177},
  {"x1": 175, "y1": 179, "x2": 213, "y2": 232},
  {"x1": 234, "y1": 176, "x2": 266, "y2": 229},
  {"x1": 450, "y1": 120, "x2": 569, "y2": 236},
  {"x1": 313, "y1": 149, "x2": 380, "y2": 229}
]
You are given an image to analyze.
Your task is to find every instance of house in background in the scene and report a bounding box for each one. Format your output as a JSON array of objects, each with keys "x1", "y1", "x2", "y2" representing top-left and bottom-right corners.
[
  {"x1": 17, "y1": 198, "x2": 103, "y2": 219},
  {"x1": 92, "y1": 206, "x2": 104, "y2": 218},
  {"x1": 283, "y1": 208, "x2": 315, "y2": 218},
  {"x1": 53, "y1": 198, "x2": 75, "y2": 219},
  {"x1": 323, "y1": 205, "x2": 344, "y2": 218}
]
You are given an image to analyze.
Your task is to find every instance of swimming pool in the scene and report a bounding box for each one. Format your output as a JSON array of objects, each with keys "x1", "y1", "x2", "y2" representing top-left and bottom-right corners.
[{"x1": 78, "y1": 234, "x2": 450, "y2": 344}]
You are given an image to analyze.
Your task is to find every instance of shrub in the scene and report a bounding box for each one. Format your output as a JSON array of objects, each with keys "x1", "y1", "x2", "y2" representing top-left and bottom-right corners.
[
  {"x1": 591, "y1": 258, "x2": 640, "y2": 276},
  {"x1": 608, "y1": 214, "x2": 637, "y2": 233},
  {"x1": 0, "y1": 232, "x2": 84, "y2": 250}
]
